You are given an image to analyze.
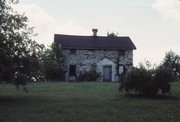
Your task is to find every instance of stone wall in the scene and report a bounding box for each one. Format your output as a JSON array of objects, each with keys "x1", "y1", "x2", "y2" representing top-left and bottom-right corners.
[{"x1": 61, "y1": 49, "x2": 133, "y2": 82}]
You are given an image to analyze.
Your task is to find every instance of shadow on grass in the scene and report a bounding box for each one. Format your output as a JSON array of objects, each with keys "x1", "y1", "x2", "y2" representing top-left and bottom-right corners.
[
  {"x1": 122, "y1": 93, "x2": 178, "y2": 100},
  {"x1": 0, "y1": 95, "x2": 50, "y2": 104}
]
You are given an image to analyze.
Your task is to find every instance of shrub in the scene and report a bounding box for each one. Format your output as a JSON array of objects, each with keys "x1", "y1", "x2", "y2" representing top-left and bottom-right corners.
[
  {"x1": 14, "y1": 73, "x2": 29, "y2": 92},
  {"x1": 154, "y1": 66, "x2": 175, "y2": 94},
  {"x1": 119, "y1": 63, "x2": 174, "y2": 97},
  {"x1": 78, "y1": 70, "x2": 100, "y2": 81}
]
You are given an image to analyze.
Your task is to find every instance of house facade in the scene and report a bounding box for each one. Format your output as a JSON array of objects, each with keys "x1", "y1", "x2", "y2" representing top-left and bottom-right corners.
[{"x1": 54, "y1": 29, "x2": 136, "y2": 82}]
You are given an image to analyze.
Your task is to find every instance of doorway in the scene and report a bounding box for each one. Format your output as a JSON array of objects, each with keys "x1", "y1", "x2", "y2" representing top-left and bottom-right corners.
[{"x1": 103, "y1": 66, "x2": 112, "y2": 81}]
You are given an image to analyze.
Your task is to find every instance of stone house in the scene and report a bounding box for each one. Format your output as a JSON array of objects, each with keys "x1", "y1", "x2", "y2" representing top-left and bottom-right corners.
[{"x1": 54, "y1": 29, "x2": 136, "y2": 82}]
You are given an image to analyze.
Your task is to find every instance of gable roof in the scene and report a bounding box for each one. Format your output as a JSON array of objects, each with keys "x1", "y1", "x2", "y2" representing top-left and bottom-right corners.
[{"x1": 54, "y1": 34, "x2": 136, "y2": 50}]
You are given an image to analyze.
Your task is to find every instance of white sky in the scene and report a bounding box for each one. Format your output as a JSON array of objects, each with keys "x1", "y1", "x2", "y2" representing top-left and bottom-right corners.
[{"x1": 13, "y1": 0, "x2": 180, "y2": 66}]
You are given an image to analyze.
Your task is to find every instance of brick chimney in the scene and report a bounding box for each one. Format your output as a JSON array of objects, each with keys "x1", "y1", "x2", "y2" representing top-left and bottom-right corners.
[{"x1": 92, "y1": 28, "x2": 98, "y2": 37}]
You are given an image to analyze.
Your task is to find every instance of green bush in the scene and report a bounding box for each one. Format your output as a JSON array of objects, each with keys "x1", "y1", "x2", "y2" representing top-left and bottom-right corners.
[
  {"x1": 78, "y1": 70, "x2": 100, "y2": 81},
  {"x1": 119, "y1": 64, "x2": 174, "y2": 97},
  {"x1": 14, "y1": 73, "x2": 29, "y2": 92},
  {"x1": 154, "y1": 66, "x2": 175, "y2": 94}
]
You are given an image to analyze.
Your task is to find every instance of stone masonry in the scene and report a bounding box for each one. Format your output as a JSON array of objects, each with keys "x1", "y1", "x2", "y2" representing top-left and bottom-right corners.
[{"x1": 62, "y1": 49, "x2": 133, "y2": 82}]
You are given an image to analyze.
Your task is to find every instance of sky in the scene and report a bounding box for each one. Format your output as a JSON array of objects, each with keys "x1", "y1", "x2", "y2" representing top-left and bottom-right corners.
[{"x1": 12, "y1": 0, "x2": 180, "y2": 66}]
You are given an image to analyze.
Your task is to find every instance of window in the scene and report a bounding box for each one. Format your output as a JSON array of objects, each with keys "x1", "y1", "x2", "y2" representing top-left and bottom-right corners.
[
  {"x1": 119, "y1": 51, "x2": 125, "y2": 56},
  {"x1": 69, "y1": 65, "x2": 76, "y2": 76},
  {"x1": 119, "y1": 65, "x2": 126, "y2": 74},
  {"x1": 119, "y1": 66, "x2": 124, "y2": 74},
  {"x1": 70, "y1": 49, "x2": 76, "y2": 55}
]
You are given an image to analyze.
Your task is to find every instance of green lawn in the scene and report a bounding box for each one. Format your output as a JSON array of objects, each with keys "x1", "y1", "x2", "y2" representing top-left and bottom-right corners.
[{"x1": 0, "y1": 82, "x2": 180, "y2": 122}]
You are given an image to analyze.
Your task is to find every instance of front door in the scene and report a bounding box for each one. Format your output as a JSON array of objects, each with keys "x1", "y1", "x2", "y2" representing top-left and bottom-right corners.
[{"x1": 103, "y1": 66, "x2": 112, "y2": 81}]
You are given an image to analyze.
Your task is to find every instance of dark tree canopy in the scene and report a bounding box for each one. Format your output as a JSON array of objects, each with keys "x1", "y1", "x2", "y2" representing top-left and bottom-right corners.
[
  {"x1": 162, "y1": 50, "x2": 180, "y2": 80},
  {"x1": 40, "y1": 43, "x2": 65, "y2": 81},
  {"x1": 0, "y1": 0, "x2": 44, "y2": 84}
]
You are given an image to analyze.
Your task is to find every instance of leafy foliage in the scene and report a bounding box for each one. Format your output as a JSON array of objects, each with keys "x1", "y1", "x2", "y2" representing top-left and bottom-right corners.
[
  {"x1": 120, "y1": 61, "x2": 175, "y2": 96},
  {"x1": 107, "y1": 32, "x2": 118, "y2": 37},
  {"x1": 162, "y1": 50, "x2": 180, "y2": 80},
  {"x1": 0, "y1": 0, "x2": 65, "y2": 84},
  {"x1": 78, "y1": 70, "x2": 100, "y2": 81},
  {"x1": 14, "y1": 72, "x2": 29, "y2": 92},
  {"x1": 120, "y1": 51, "x2": 180, "y2": 97},
  {"x1": 154, "y1": 66, "x2": 174, "y2": 94},
  {"x1": 40, "y1": 43, "x2": 65, "y2": 81},
  {"x1": 0, "y1": 0, "x2": 44, "y2": 84}
]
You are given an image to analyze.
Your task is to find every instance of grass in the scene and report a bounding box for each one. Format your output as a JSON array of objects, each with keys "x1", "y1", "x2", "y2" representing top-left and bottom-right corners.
[{"x1": 0, "y1": 82, "x2": 180, "y2": 122}]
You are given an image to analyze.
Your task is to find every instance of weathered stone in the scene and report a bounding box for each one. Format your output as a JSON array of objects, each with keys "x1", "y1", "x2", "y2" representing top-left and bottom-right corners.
[{"x1": 61, "y1": 49, "x2": 134, "y2": 82}]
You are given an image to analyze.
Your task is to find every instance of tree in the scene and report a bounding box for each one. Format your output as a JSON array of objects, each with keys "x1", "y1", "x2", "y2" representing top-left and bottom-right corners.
[
  {"x1": 40, "y1": 43, "x2": 64, "y2": 81},
  {"x1": 107, "y1": 32, "x2": 118, "y2": 37},
  {"x1": 162, "y1": 50, "x2": 180, "y2": 80},
  {"x1": 0, "y1": 0, "x2": 44, "y2": 86}
]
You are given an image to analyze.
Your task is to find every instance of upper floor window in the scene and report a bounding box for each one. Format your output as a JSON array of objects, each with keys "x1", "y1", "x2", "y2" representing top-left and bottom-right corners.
[
  {"x1": 70, "y1": 49, "x2": 76, "y2": 55},
  {"x1": 119, "y1": 51, "x2": 125, "y2": 56}
]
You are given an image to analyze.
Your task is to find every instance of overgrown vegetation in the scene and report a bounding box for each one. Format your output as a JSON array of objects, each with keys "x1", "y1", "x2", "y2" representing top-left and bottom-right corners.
[
  {"x1": 0, "y1": 0, "x2": 44, "y2": 84},
  {"x1": 40, "y1": 43, "x2": 64, "y2": 81},
  {"x1": 0, "y1": 0, "x2": 64, "y2": 86},
  {"x1": 120, "y1": 64, "x2": 174, "y2": 96},
  {"x1": 120, "y1": 51, "x2": 180, "y2": 97},
  {"x1": 78, "y1": 70, "x2": 100, "y2": 81}
]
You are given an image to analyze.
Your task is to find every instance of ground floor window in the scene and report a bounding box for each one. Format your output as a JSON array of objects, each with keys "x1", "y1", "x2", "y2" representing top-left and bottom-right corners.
[
  {"x1": 119, "y1": 65, "x2": 126, "y2": 74},
  {"x1": 69, "y1": 65, "x2": 76, "y2": 76},
  {"x1": 119, "y1": 66, "x2": 124, "y2": 74}
]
